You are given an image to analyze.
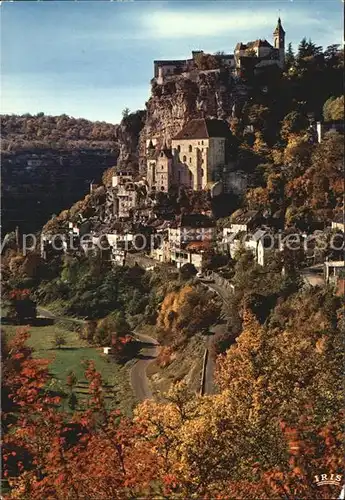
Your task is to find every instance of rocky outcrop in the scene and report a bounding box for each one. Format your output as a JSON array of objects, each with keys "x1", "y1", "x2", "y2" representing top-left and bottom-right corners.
[
  {"x1": 115, "y1": 110, "x2": 146, "y2": 171},
  {"x1": 138, "y1": 69, "x2": 249, "y2": 173}
]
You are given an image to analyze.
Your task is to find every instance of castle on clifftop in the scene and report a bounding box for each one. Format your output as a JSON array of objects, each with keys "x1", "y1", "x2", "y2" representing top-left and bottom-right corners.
[{"x1": 153, "y1": 18, "x2": 285, "y2": 83}]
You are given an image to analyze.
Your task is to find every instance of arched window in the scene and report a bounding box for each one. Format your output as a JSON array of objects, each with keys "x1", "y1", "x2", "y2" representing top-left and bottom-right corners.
[
  {"x1": 177, "y1": 145, "x2": 181, "y2": 152},
  {"x1": 201, "y1": 140, "x2": 204, "y2": 145},
  {"x1": 201, "y1": 168, "x2": 204, "y2": 177},
  {"x1": 189, "y1": 145, "x2": 192, "y2": 152},
  {"x1": 189, "y1": 157, "x2": 192, "y2": 163},
  {"x1": 183, "y1": 155, "x2": 187, "y2": 162}
]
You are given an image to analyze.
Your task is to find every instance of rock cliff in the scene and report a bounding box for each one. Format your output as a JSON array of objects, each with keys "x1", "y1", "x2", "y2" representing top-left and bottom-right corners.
[{"x1": 138, "y1": 69, "x2": 249, "y2": 172}]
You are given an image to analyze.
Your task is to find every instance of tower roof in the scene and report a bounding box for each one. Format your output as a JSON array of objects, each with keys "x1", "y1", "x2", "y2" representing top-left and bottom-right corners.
[{"x1": 273, "y1": 17, "x2": 285, "y2": 35}]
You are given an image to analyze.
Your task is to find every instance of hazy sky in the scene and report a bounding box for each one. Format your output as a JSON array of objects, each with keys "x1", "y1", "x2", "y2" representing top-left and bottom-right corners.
[{"x1": 1, "y1": 0, "x2": 343, "y2": 124}]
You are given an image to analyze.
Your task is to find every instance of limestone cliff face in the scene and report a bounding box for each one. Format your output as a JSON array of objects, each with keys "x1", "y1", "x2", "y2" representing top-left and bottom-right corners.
[
  {"x1": 114, "y1": 110, "x2": 146, "y2": 171},
  {"x1": 138, "y1": 69, "x2": 249, "y2": 172}
]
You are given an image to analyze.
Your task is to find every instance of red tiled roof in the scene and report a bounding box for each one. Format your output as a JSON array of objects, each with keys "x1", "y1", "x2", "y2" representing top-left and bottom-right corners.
[
  {"x1": 186, "y1": 241, "x2": 212, "y2": 251},
  {"x1": 172, "y1": 119, "x2": 231, "y2": 140}
]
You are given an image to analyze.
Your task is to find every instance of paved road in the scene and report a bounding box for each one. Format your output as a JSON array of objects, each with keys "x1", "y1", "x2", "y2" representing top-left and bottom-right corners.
[
  {"x1": 37, "y1": 306, "x2": 56, "y2": 319},
  {"x1": 38, "y1": 307, "x2": 159, "y2": 401},
  {"x1": 197, "y1": 278, "x2": 233, "y2": 395},
  {"x1": 130, "y1": 333, "x2": 160, "y2": 401}
]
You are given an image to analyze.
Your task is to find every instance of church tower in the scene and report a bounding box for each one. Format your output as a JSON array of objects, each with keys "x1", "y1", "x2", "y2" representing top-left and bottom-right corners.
[{"x1": 273, "y1": 17, "x2": 285, "y2": 67}]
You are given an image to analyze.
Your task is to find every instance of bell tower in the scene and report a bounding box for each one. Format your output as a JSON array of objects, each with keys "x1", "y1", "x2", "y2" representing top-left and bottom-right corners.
[{"x1": 273, "y1": 17, "x2": 285, "y2": 67}]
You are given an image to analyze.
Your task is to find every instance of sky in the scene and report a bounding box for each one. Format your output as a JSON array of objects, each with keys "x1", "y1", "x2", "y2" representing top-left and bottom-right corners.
[{"x1": 1, "y1": 0, "x2": 343, "y2": 124}]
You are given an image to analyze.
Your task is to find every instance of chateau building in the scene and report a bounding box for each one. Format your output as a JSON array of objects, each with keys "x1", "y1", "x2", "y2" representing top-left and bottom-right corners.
[
  {"x1": 146, "y1": 118, "x2": 233, "y2": 192},
  {"x1": 235, "y1": 18, "x2": 285, "y2": 71},
  {"x1": 153, "y1": 18, "x2": 285, "y2": 84}
]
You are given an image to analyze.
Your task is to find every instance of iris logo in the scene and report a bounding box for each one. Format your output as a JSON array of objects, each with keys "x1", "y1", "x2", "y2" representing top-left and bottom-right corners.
[{"x1": 314, "y1": 473, "x2": 343, "y2": 487}]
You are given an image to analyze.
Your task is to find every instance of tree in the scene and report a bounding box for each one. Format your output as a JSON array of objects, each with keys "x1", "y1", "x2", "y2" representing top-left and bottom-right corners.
[
  {"x1": 323, "y1": 96, "x2": 344, "y2": 121},
  {"x1": 297, "y1": 37, "x2": 322, "y2": 61},
  {"x1": 281, "y1": 111, "x2": 309, "y2": 141},
  {"x1": 7, "y1": 289, "x2": 37, "y2": 324},
  {"x1": 67, "y1": 392, "x2": 78, "y2": 411},
  {"x1": 194, "y1": 53, "x2": 219, "y2": 70},
  {"x1": 66, "y1": 370, "x2": 77, "y2": 389},
  {"x1": 179, "y1": 263, "x2": 197, "y2": 279},
  {"x1": 94, "y1": 311, "x2": 131, "y2": 347},
  {"x1": 122, "y1": 107, "x2": 130, "y2": 119},
  {"x1": 53, "y1": 332, "x2": 66, "y2": 349},
  {"x1": 285, "y1": 42, "x2": 295, "y2": 70}
]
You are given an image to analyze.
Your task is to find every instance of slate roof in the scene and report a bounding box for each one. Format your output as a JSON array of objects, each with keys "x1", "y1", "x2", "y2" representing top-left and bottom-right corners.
[
  {"x1": 173, "y1": 119, "x2": 231, "y2": 140},
  {"x1": 273, "y1": 17, "x2": 285, "y2": 35},
  {"x1": 179, "y1": 214, "x2": 216, "y2": 228},
  {"x1": 236, "y1": 39, "x2": 273, "y2": 51}
]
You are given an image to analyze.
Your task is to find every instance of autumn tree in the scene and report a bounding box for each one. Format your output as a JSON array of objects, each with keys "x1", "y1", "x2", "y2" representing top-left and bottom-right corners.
[{"x1": 323, "y1": 95, "x2": 344, "y2": 121}]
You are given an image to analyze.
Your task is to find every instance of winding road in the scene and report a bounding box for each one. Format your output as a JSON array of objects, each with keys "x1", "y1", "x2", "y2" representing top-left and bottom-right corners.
[
  {"x1": 37, "y1": 307, "x2": 159, "y2": 401},
  {"x1": 130, "y1": 333, "x2": 160, "y2": 401},
  {"x1": 197, "y1": 277, "x2": 233, "y2": 395}
]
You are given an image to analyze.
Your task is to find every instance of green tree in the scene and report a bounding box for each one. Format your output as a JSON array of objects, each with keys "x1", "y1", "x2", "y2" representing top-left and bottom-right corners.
[
  {"x1": 67, "y1": 392, "x2": 78, "y2": 411},
  {"x1": 122, "y1": 107, "x2": 130, "y2": 119},
  {"x1": 285, "y1": 42, "x2": 295, "y2": 70},
  {"x1": 53, "y1": 332, "x2": 66, "y2": 349}
]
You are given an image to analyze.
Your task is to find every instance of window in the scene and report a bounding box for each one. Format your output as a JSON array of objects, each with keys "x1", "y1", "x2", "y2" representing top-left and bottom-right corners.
[
  {"x1": 189, "y1": 158, "x2": 192, "y2": 163},
  {"x1": 201, "y1": 168, "x2": 204, "y2": 177},
  {"x1": 201, "y1": 140, "x2": 204, "y2": 145},
  {"x1": 177, "y1": 145, "x2": 181, "y2": 152},
  {"x1": 183, "y1": 155, "x2": 187, "y2": 162},
  {"x1": 201, "y1": 159, "x2": 204, "y2": 164},
  {"x1": 189, "y1": 145, "x2": 192, "y2": 152}
]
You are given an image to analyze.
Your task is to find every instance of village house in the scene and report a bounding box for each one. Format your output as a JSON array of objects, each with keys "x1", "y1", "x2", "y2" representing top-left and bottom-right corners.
[
  {"x1": 316, "y1": 120, "x2": 345, "y2": 143},
  {"x1": 324, "y1": 259, "x2": 345, "y2": 284},
  {"x1": 222, "y1": 210, "x2": 262, "y2": 240},
  {"x1": 111, "y1": 170, "x2": 138, "y2": 219},
  {"x1": 170, "y1": 241, "x2": 212, "y2": 271},
  {"x1": 331, "y1": 213, "x2": 345, "y2": 233},
  {"x1": 168, "y1": 214, "x2": 216, "y2": 270},
  {"x1": 221, "y1": 228, "x2": 275, "y2": 266},
  {"x1": 168, "y1": 214, "x2": 216, "y2": 247}
]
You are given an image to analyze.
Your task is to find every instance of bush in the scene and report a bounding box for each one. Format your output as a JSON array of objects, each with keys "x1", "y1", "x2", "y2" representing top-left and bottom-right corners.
[{"x1": 53, "y1": 333, "x2": 66, "y2": 349}]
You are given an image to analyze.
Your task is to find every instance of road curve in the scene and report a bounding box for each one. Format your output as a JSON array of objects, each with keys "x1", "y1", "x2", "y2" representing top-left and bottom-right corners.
[
  {"x1": 38, "y1": 307, "x2": 159, "y2": 401},
  {"x1": 197, "y1": 279, "x2": 232, "y2": 395},
  {"x1": 130, "y1": 333, "x2": 160, "y2": 401}
]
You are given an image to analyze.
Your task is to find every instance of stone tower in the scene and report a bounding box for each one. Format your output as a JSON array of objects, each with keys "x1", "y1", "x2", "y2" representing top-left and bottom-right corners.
[
  {"x1": 273, "y1": 17, "x2": 285, "y2": 67},
  {"x1": 146, "y1": 140, "x2": 157, "y2": 189}
]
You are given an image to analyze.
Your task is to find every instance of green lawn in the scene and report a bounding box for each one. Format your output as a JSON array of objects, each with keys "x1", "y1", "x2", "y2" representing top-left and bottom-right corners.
[{"x1": 2, "y1": 322, "x2": 136, "y2": 415}]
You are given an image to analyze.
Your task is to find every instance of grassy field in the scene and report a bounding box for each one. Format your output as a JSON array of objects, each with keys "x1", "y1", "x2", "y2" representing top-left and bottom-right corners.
[{"x1": 2, "y1": 321, "x2": 136, "y2": 415}]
